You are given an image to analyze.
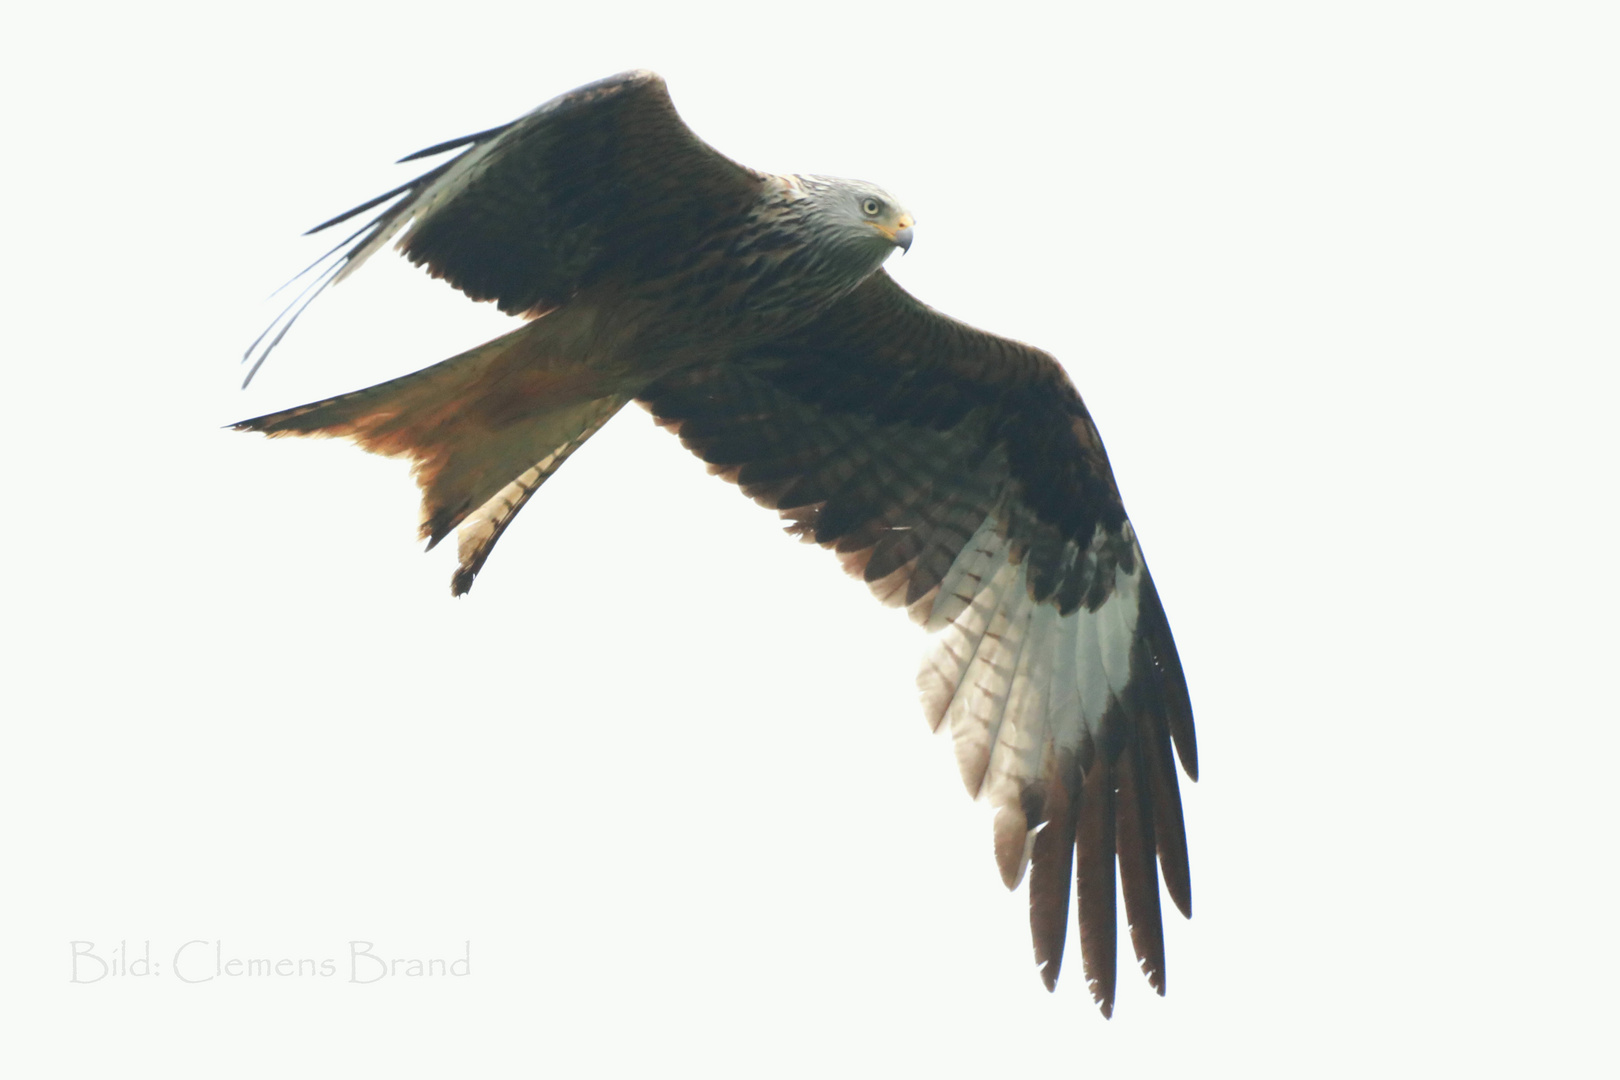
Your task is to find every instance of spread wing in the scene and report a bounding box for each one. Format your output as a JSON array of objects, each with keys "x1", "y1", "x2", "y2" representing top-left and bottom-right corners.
[
  {"x1": 245, "y1": 69, "x2": 763, "y2": 384},
  {"x1": 640, "y1": 270, "x2": 1197, "y2": 1014}
]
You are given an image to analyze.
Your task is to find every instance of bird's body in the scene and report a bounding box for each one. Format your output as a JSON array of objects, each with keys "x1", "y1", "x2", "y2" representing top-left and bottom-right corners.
[
  {"x1": 237, "y1": 70, "x2": 1197, "y2": 1016},
  {"x1": 487, "y1": 173, "x2": 911, "y2": 362}
]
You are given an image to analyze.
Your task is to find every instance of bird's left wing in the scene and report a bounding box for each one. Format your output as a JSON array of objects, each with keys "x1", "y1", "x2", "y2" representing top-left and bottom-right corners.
[
  {"x1": 640, "y1": 270, "x2": 1197, "y2": 1014},
  {"x1": 245, "y1": 70, "x2": 763, "y2": 384}
]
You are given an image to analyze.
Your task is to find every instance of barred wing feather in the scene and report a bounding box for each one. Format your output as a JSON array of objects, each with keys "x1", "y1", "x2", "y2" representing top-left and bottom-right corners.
[{"x1": 641, "y1": 270, "x2": 1197, "y2": 1014}]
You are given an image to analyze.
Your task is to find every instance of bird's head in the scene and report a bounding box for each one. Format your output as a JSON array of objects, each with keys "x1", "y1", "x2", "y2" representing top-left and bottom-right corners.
[
  {"x1": 795, "y1": 175, "x2": 915, "y2": 275},
  {"x1": 838, "y1": 178, "x2": 914, "y2": 255}
]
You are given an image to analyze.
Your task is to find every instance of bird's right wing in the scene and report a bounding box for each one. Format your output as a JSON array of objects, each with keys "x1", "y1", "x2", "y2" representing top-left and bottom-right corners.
[
  {"x1": 245, "y1": 70, "x2": 762, "y2": 384},
  {"x1": 640, "y1": 269, "x2": 1196, "y2": 1015}
]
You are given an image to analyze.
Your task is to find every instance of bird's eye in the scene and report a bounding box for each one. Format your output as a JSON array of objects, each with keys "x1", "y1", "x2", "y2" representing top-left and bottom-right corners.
[{"x1": 861, "y1": 198, "x2": 883, "y2": 217}]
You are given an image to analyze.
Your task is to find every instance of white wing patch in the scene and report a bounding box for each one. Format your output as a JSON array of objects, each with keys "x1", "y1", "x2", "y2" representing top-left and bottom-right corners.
[{"x1": 918, "y1": 517, "x2": 1142, "y2": 889}]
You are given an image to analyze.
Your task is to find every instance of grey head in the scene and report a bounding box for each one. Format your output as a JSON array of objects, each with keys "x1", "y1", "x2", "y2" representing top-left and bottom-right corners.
[{"x1": 791, "y1": 174, "x2": 915, "y2": 278}]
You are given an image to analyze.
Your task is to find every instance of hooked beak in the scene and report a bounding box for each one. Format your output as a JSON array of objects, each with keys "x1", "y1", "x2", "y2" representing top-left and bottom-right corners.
[
  {"x1": 875, "y1": 213, "x2": 915, "y2": 254},
  {"x1": 894, "y1": 220, "x2": 920, "y2": 254}
]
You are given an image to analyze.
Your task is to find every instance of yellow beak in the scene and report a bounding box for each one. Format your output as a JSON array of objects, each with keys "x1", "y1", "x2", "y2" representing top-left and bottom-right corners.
[{"x1": 876, "y1": 213, "x2": 915, "y2": 253}]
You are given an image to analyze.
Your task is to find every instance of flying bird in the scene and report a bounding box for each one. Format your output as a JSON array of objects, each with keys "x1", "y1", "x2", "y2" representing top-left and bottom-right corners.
[{"x1": 235, "y1": 70, "x2": 1197, "y2": 1015}]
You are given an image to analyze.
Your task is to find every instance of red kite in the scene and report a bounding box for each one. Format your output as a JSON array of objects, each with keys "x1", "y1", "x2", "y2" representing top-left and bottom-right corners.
[{"x1": 237, "y1": 70, "x2": 1197, "y2": 1014}]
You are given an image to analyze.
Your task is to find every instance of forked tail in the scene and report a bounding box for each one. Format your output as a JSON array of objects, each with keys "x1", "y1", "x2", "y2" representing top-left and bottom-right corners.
[{"x1": 234, "y1": 320, "x2": 631, "y2": 594}]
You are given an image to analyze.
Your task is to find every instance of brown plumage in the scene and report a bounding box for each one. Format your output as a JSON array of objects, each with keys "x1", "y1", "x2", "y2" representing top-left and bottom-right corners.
[{"x1": 235, "y1": 70, "x2": 1197, "y2": 1015}]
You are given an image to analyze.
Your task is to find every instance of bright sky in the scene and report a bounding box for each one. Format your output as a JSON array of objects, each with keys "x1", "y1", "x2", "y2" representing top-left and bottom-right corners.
[{"x1": 5, "y1": 2, "x2": 1617, "y2": 1076}]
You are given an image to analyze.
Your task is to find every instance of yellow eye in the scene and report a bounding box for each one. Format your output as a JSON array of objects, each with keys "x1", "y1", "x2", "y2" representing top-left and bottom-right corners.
[{"x1": 861, "y1": 197, "x2": 883, "y2": 217}]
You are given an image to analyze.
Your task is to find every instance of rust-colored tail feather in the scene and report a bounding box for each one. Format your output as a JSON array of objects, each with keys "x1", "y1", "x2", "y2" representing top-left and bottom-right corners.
[{"x1": 234, "y1": 319, "x2": 630, "y2": 593}]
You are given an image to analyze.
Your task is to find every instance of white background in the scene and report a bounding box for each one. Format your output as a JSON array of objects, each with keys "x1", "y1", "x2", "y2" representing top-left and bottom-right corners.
[{"x1": 4, "y1": 2, "x2": 1617, "y2": 1076}]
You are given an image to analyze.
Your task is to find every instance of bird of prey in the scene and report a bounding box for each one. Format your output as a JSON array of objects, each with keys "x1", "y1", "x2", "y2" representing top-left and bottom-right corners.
[{"x1": 235, "y1": 70, "x2": 1197, "y2": 1015}]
